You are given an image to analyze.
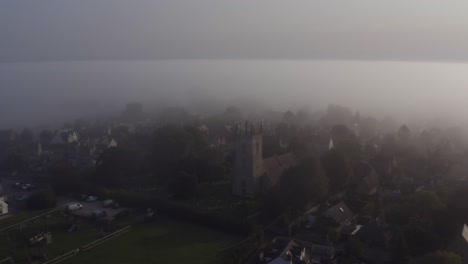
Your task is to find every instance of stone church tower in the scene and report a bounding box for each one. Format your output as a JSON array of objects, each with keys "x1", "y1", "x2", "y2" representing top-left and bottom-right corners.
[{"x1": 232, "y1": 122, "x2": 264, "y2": 198}]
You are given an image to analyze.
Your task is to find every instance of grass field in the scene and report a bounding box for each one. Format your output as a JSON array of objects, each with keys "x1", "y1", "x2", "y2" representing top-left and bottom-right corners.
[
  {"x1": 64, "y1": 216, "x2": 242, "y2": 264},
  {"x1": 0, "y1": 211, "x2": 243, "y2": 264}
]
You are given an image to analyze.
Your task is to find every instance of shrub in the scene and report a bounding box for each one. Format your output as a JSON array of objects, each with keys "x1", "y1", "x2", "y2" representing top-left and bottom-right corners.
[{"x1": 27, "y1": 191, "x2": 56, "y2": 210}]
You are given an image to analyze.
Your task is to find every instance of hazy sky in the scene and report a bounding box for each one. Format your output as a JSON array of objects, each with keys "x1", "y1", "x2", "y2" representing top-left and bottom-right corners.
[
  {"x1": 2, "y1": 0, "x2": 468, "y2": 61},
  {"x1": 1, "y1": 1, "x2": 468, "y2": 129}
]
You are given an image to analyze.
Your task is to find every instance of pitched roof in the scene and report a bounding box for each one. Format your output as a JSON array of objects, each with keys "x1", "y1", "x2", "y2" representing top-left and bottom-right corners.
[
  {"x1": 356, "y1": 162, "x2": 380, "y2": 195},
  {"x1": 266, "y1": 238, "x2": 335, "y2": 264},
  {"x1": 323, "y1": 201, "x2": 354, "y2": 226},
  {"x1": 263, "y1": 153, "x2": 297, "y2": 185},
  {"x1": 463, "y1": 224, "x2": 468, "y2": 243},
  {"x1": 50, "y1": 129, "x2": 78, "y2": 145}
]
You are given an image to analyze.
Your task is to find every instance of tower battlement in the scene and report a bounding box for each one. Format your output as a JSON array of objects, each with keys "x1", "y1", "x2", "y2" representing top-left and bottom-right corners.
[
  {"x1": 233, "y1": 121, "x2": 263, "y2": 138},
  {"x1": 232, "y1": 120, "x2": 264, "y2": 198}
]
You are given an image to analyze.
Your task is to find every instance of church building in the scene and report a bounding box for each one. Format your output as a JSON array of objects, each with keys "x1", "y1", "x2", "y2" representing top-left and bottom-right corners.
[{"x1": 232, "y1": 122, "x2": 297, "y2": 198}]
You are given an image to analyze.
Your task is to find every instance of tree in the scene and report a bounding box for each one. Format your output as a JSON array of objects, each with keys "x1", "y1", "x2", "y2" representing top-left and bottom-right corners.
[
  {"x1": 322, "y1": 104, "x2": 353, "y2": 126},
  {"x1": 223, "y1": 106, "x2": 242, "y2": 122},
  {"x1": 321, "y1": 149, "x2": 353, "y2": 192},
  {"x1": 168, "y1": 171, "x2": 197, "y2": 199},
  {"x1": 280, "y1": 158, "x2": 329, "y2": 212},
  {"x1": 20, "y1": 129, "x2": 34, "y2": 145},
  {"x1": 419, "y1": 251, "x2": 462, "y2": 264},
  {"x1": 122, "y1": 102, "x2": 144, "y2": 122},
  {"x1": 39, "y1": 129, "x2": 53, "y2": 145},
  {"x1": 26, "y1": 191, "x2": 56, "y2": 210},
  {"x1": 283, "y1": 111, "x2": 296, "y2": 124},
  {"x1": 398, "y1": 124, "x2": 412, "y2": 142},
  {"x1": 96, "y1": 147, "x2": 137, "y2": 187},
  {"x1": 153, "y1": 125, "x2": 195, "y2": 182}
]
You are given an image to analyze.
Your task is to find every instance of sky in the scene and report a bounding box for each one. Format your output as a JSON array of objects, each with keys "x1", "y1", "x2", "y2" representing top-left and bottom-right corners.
[
  {"x1": 1, "y1": 1, "x2": 468, "y2": 129},
  {"x1": 2, "y1": 0, "x2": 468, "y2": 61}
]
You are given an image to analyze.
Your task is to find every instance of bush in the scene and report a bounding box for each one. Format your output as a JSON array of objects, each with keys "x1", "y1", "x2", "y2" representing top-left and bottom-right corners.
[{"x1": 26, "y1": 191, "x2": 56, "y2": 210}]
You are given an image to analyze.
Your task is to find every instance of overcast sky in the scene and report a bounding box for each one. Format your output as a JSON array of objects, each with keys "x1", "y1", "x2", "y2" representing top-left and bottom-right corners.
[
  {"x1": 2, "y1": 1, "x2": 468, "y2": 129},
  {"x1": 2, "y1": 0, "x2": 468, "y2": 61}
]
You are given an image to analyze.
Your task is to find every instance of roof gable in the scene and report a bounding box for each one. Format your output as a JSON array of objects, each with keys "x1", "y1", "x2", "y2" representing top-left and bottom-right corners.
[{"x1": 323, "y1": 202, "x2": 353, "y2": 225}]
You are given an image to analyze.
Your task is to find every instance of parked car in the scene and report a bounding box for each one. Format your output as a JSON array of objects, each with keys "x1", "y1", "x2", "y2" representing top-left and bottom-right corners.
[
  {"x1": 15, "y1": 194, "x2": 28, "y2": 201},
  {"x1": 86, "y1": 196, "x2": 98, "y2": 202},
  {"x1": 79, "y1": 194, "x2": 88, "y2": 201},
  {"x1": 22, "y1": 184, "x2": 36, "y2": 191},
  {"x1": 13, "y1": 182, "x2": 22, "y2": 189},
  {"x1": 92, "y1": 209, "x2": 107, "y2": 219},
  {"x1": 65, "y1": 203, "x2": 83, "y2": 211},
  {"x1": 115, "y1": 209, "x2": 131, "y2": 219},
  {"x1": 102, "y1": 199, "x2": 114, "y2": 207}
]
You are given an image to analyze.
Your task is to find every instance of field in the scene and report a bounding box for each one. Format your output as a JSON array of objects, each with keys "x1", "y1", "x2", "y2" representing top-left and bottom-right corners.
[
  {"x1": 64, "y1": 216, "x2": 242, "y2": 264},
  {"x1": 0, "y1": 211, "x2": 242, "y2": 264}
]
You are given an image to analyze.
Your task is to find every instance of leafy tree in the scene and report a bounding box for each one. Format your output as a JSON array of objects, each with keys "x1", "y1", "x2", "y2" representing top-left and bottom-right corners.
[
  {"x1": 223, "y1": 106, "x2": 242, "y2": 122},
  {"x1": 280, "y1": 158, "x2": 329, "y2": 211},
  {"x1": 20, "y1": 129, "x2": 34, "y2": 145},
  {"x1": 153, "y1": 125, "x2": 195, "y2": 181},
  {"x1": 122, "y1": 102, "x2": 144, "y2": 122},
  {"x1": 39, "y1": 129, "x2": 53, "y2": 145},
  {"x1": 419, "y1": 251, "x2": 462, "y2": 264},
  {"x1": 331, "y1": 125, "x2": 355, "y2": 142},
  {"x1": 26, "y1": 191, "x2": 56, "y2": 210},
  {"x1": 398, "y1": 124, "x2": 412, "y2": 142},
  {"x1": 321, "y1": 149, "x2": 353, "y2": 192},
  {"x1": 347, "y1": 235, "x2": 364, "y2": 257},
  {"x1": 283, "y1": 111, "x2": 296, "y2": 124},
  {"x1": 96, "y1": 147, "x2": 137, "y2": 187},
  {"x1": 168, "y1": 171, "x2": 197, "y2": 199},
  {"x1": 195, "y1": 148, "x2": 225, "y2": 183},
  {"x1": 322, "y1": 104, "x2": 354, "y2": 126}
]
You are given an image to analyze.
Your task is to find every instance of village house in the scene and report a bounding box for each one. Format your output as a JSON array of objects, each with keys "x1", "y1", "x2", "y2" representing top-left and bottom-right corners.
[
  {"x1": 0, "y1": 184, "x2": 8, "y2": 216},
  {"x1": 321, "y1": 201, "x2": 354, "y2": 229},
  {"x1": 260, "y1": 237, "x2": 336, "y2": 264},
  {"x1": 450, "y1": 224, "x2": 468, "y2": 264},
  {"x1": 355, "y1": 162, "x2": 380, "y2": 197}
]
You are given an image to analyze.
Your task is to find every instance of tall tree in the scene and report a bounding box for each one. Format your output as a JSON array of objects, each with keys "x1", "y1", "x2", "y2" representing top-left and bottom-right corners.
[
  {"x1": 20, "y1": 128, "x2": 34, "y2": 145},
  {"x1": 280, "y1": 158, "x2": 329, "y2": 211},
  {"x1": 39, "y1": 129, "x2": 53, "y2": 145},
  {"x1": 321, "y1": 149, "x2": 353, "y2": 192}
]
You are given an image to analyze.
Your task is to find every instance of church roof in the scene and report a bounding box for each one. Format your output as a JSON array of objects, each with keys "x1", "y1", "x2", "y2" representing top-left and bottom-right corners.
[{"x1": 263, "y1": 153, "x2": 297, "y2": 185}]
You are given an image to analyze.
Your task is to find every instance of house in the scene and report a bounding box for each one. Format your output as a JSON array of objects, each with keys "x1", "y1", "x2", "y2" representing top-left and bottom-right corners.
[
  {"x1": 0, "y1": 184, "x2": 8, "y2": 216},
  {"x1": 356, "y1": 218, "x2": 394, "y2": 248},
  {"x1": 355, "y1": 162, "x2": 380, "y2": 196},
  {"x1": 262, "y1": 153, "x2": 298, "y2": 189},
  {"x1": 261, "y1": 237, "x2": 336, "y2": 264},
  {"x1": 50, "y1": 129, "x2": 78, "y2": 145},
  {"x1": 322, "y1": 202, "x2": 354, "y2": 228},
  {"x1": 450, "y1": 224, "x2": 468, "y2": 264}
]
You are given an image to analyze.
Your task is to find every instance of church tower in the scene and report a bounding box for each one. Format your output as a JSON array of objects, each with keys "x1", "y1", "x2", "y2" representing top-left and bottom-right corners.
[{"x1": 232, "y1": 122, "x2": 264, "y2": 198}]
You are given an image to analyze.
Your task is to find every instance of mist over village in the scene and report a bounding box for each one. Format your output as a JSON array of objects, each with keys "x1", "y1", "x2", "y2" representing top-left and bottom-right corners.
[{"x1": 2, "y1": 1, "x2": 468, "y2": 264}]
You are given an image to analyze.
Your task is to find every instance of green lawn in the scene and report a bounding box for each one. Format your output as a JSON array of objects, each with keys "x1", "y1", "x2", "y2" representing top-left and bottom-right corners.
[{"x1": 64, "y1": 216, "x2": 242, "y2": 264}]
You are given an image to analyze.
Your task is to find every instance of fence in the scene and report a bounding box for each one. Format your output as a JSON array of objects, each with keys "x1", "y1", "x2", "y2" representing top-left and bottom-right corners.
[{"x1": 42, "y1": 225, "x2": 132, "y2": 264}]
